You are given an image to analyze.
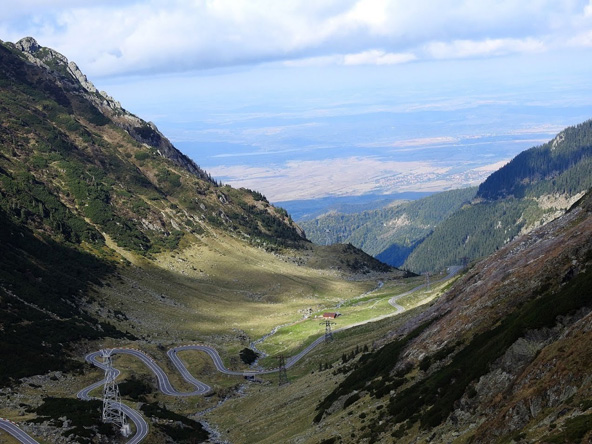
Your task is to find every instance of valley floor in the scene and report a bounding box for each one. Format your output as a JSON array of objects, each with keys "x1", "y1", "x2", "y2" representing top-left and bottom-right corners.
[{"x1": 0, "y1": 235, "x2": 454, "y2": 444}]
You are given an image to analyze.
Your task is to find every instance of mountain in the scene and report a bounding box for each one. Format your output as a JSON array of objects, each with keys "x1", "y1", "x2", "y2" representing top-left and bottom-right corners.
[
  {"x1": 299, "y1": 187, "x2": 476, "y2": 267},
  {"x1": 310, "y1": 190, "x2": 592, "y2": 443},
  {"x1": 403, "y1": 121, "x2": 592, "y2": 273},
  {"x1": 0, "y1": 36, "x2": 398, "y2": 388},
  {"x1": 216, "y1": 188, "x2": 592, "y2": 444},
  {"x1": 2, "y1": 36, "x2": 591, "y2": 444},
  {"x1": 0, "y1": 37, "x2": 307, "y2": 255},
  {"x1": 302, "y1": 121, "x2": 592, "y2": 274}
]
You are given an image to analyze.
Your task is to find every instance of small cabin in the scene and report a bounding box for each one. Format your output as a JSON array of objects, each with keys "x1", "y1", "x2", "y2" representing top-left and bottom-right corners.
[{"x1": 322, "y1": 312, "x2": 339, "y2": 319}]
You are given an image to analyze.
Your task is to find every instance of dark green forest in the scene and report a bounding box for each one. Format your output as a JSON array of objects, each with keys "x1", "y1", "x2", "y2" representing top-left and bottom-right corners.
[
  {"x1": 478, "y1": 120, "x2": 592, "y2": 200},
  {"x1": 300, "y1": 187, "x2": 476, "y2": 267},
  {"x1": 406, "y1": 120, "x2": 592, "y2": 273}
]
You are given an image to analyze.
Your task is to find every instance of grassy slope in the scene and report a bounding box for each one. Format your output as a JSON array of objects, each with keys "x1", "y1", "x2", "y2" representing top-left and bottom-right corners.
[
  {"x1": 0, "y1": 38, "x2": 418, "y2": 443},
  {"x1": 192, "y1": 192, "x2": 592, "y2": 444},
  {"x1": 91, "y1": 232, "x2": 412, "y2": 360}
]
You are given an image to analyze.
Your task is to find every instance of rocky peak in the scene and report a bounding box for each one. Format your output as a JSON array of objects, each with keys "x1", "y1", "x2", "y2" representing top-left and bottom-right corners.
[
  {"x1": 8, "y1": 37, "x2": 216, "y2": 183},
  {"x1": 15, "y1": 36, "x2": 41, "y2": 53},
  {"x1": 66, "y1": 60, "x2": 98, "y2": 94},
  {"x1": 16, "y1": 37, "x2": 102, "y2": 98},
  {"x1": 16, "y1": 36, "x2": 69, "y2": 69}
]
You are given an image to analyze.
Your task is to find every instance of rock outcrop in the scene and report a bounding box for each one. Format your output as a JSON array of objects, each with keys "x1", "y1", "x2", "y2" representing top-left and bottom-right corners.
[{"x1": 12, "y1": 37, "x2": 213, "y2": 183}]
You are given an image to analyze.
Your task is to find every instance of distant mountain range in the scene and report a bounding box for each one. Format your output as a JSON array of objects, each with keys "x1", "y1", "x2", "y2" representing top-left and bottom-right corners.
[
  {"x1": 1, "y1": 37, "x2": 591, "y2": 444},
  {"x1": 299, "y1": 187, "x2": 476, "y2": 267},
  {"x1": 302, "y1": 120, "x2": 592, "y2": 273}
]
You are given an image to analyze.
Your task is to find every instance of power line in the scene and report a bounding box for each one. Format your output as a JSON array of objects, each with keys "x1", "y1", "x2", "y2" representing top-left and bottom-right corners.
[
  {"x1": 320, "y1": 319, "x2": 336, "y2": 342},
  {"x1": 100, "y1": 349, "x2": 131, "y2": 438},
  {"x1": 277, "y1": 355, "x2": 289, "y2": 386}
]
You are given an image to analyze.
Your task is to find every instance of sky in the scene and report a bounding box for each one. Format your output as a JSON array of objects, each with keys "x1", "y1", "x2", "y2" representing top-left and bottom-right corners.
[{"x1": 2, "y1": 1, "x2": 592, "y2": 205}]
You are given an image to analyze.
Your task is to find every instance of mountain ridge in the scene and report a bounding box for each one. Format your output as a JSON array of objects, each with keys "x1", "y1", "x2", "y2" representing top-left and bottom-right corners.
[
  {"x1": 0, "y1": 35, "x2": 400, "y2": 390},
  {"x1": 405, "y1": 120, "x2": 592, "y2": 272},
  {"x1": 9, "y1": 36, "x2": 214, "y2": 182},
  {"x1": 307, "y1": 188, "x2": 592, "y2": 443},
  {"x1": 300, "y1": 187, "x2": 476, "y2": 267},
  {"x1": 1, "y1": 36, "x2": 591, "y2": 444},
  {"x1": 302, "y1": 120, "x2": 592, "y2": 273}
]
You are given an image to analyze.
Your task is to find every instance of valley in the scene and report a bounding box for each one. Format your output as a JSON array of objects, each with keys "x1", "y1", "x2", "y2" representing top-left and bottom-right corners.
[
  {"x1": 0, "y1": 247, "x2": 450, "y2": 444},
  {"x1": 0, "y1": 36, "x2": 591, "y2": 444}
]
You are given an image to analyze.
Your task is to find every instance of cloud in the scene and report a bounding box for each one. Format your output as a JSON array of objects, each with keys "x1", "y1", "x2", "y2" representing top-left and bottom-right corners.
[
  {"x1": 424, "y1": 37, "x2": 546, "y2": 59},
  {"x1": 285, "y1": 49, "x2": 416, "y2": 66},
  {"x1": 2, "y1": 0, "x2": 591, "y2": 77},
  {"x1": 343, "y1": 49, "x2": 416, "y2": 65}
]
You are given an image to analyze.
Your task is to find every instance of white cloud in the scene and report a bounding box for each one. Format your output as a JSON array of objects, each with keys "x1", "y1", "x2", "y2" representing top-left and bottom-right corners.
[
  {"x1": 425, "y1": 37, "x2": 546, "y2": 59},
  {"x1": 568, "y1": 30, "x2": 592, "y2": 47},
  {"x1": 2, "y1": 0, "x2": 591, "y2": 76},
  {"x1": 343, "y1": 50, "x2": 416, "y2": 65},
  {"x1": 284, "y1": 49, "x2": 415, "y2": 67}
]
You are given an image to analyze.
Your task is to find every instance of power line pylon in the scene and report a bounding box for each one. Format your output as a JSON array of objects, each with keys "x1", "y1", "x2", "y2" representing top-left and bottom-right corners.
[
  {"x1": 320, "y1": 319, "x2": 336, "y2": 342},
  {"x1": 278, "y1": 355, "x2": 289, "y2": 386},
  {"x1": 101, "y1": 349, "x2": 131, "y2": 437}
]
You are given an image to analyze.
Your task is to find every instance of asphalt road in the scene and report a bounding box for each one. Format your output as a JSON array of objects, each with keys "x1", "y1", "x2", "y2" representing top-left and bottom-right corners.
[
  {"x1": 5, "y1": 267, "x2": 463, "y2": 444},
  {"x1": 0, "y1": 419, "x2": 39, "y2": 444},
  {"x1": 77, "y1": 350, "x2": 149, "y2": 444},
  {"x1": 388, "y1": 265, "x2": 463, "y2": 310}
]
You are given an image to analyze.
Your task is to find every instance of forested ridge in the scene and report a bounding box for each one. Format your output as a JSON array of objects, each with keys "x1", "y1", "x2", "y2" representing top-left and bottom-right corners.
[
  {"x1": 405, "y1": 120, "x2": 592, "y2": 272},
  {"x1": 300, "y1": 187, "x2": 476, "y2": 267},
  {"x1": 478, "y1": 119, "x2": 592, "y2": 200}
]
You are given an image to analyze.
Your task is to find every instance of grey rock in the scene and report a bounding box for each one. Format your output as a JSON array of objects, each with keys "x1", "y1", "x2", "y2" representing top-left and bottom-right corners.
[{"x1": 67, "y1": 61, "x2": 98, "y2": 93}]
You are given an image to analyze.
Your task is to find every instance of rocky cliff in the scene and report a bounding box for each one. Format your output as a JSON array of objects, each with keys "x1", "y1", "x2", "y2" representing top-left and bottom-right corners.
[
  {"x1": 10, "y1": 36, "x2": 212, "y2": 181},
  {"x1": 314, "y1": 191, "x2": 592, "y2": 443}
]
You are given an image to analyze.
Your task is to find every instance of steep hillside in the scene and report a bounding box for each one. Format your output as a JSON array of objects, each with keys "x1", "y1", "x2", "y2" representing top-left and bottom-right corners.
[
  {"x1": 0, "y1": 206, "x2": 130, "y2": 386},
  {"x1": 0, "y1": 37, "x2": 308, "y2": 257},
  {"x1": 218, "y1": 190, "x2": 591, "y2": 444},
  {"x1": 405, "y1": 121, "x2": 592, "y2": 272},
  {"x1": 477, "y1": 120, "x2": 592, "y2": 200},
  {"x1": 0, "y1": 36, "x2": 400, "y2": 391},
  {"x1": 300, "y1": 187, "x2": 476, "y2": 267}
]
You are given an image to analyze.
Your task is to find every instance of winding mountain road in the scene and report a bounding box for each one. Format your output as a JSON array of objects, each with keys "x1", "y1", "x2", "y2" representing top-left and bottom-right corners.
[
  {"x1": 388, "y1": 266, "x2": 462, "y2": 311},
  {"x1": 4, "y1": 267, "x2": 462, "y2": 444},
  {"x1": 0, "y1": 418, "x2": 39, "y2": 444}
]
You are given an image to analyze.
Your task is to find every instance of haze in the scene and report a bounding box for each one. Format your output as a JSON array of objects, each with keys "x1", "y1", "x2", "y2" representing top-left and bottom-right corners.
[{"x1": 3, "y1": 0, "x2": 592, "y2": 204}]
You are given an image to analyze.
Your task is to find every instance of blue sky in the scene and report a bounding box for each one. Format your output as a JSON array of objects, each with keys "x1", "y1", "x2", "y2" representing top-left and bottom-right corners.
[{"x1": 2, "y1": 1, "x2": 592, "y2": 202}]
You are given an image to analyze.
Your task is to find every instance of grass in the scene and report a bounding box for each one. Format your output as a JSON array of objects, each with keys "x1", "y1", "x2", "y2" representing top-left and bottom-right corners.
[
  {"x1": 207, "y1": 306, "x2": 428, "y2": 444},
  {"x1": 254, "y1": 274, "x2": 446, "y2": 360},
  {"x1": 68, "y1": 246, "x2": 444, "y2": 444},
  {"x1": 94, "y1": 232, "x2": 385, "y2": 351},
  {"x1": 0, "y1": 229, "x2": 458, "y2": 444},
  {"x1": 0, "y1": 217, "x2": 456, "y2": 444},
  {"x1": 0, "y1": 432, "x2": 22, "y2": 444}
]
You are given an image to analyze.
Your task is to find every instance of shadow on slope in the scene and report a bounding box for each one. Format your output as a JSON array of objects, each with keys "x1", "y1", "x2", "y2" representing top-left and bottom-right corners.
[{"x1": 0, "y1": 208, "x2": 129, "y2": 386}]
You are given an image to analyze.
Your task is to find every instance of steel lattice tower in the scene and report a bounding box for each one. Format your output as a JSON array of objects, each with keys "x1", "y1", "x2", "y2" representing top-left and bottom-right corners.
[
  {"x1": 320, "y1": 319, "x2": 336, "y2": 342},
  {"x1": 101, "y1": 350, "x2": 130, "y2": 437},
  {"x1": 278, "y1": 355, "x2": 289, "y2": 386}
]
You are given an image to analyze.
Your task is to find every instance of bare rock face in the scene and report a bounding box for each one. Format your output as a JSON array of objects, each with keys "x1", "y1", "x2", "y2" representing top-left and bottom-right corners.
[
  {"x1": 16, "y1": 36, "x2": 69, "y2": 69},
  {"x1": 66, "y1": 60, "x2": 98, "y2": 94},
  {"x1": 15, "y1": 37, "x2": 117, "y2": 106},
  {"x1": 15, "y1": 36, "x2": 41, "y2": 53},
  {"x1": 11, "y1": 37, "x2": 214, "y2": 183}
]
